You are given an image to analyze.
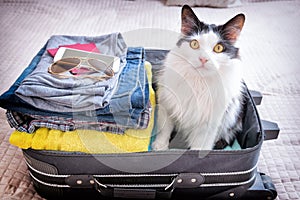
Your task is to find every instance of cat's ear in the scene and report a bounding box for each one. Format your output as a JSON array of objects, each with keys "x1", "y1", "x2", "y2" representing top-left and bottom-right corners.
[
  {"x1": 181, "y1": 5, "x2": 202, "y2": 35},
  {"x1": 222, "y1": 14, "x2": 245, "y2": 44}
]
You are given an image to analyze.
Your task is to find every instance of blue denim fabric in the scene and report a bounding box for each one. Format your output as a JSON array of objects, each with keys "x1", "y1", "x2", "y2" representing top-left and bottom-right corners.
[
  {"x1": 109, "y1": 47, "x2": 148, "y2": 126},
  {"x1": 0, "y1": 37, "x2": 149, "y2": 127},
  {"x1": 15, "y1": 33, "x2": 128, "y2": 112},
  {"x1": 74, "y1": 47, "x2": 148, "y2": 126},
  {"x1": 0, "y1": 44, "x2": 49, "y2": 115}
]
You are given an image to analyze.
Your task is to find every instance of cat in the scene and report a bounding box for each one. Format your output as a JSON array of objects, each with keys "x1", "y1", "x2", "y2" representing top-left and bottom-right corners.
[{"x1": 152, "y1": 5, "x2": 245, "y2": 150}]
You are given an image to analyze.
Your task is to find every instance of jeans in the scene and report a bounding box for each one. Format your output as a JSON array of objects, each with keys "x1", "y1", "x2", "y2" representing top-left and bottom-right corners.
[
  {"x1": 15, "y1": 33, "x2": 128, "y2": 112},
  {"x1": 0, "y1": 34, "x2": 149, "y2": 128}
]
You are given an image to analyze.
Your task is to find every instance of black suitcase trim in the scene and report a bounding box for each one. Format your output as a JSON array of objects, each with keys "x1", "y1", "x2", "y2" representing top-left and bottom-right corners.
[
  {"x1": 21, "y1": 85, "x2": 266, "y2": 199},
  {"x1": 16, "y1": 47, "x2": 279, "y2": 199},
  {"x1": 25, "y1": 157, "x2": 259, "y2": 200},
  {"x1": 28, "y1": 172, "x2": 276, "y2": 200},
  {"x1": 25, "y1": 155, "x2": 258, "y2": 189}
]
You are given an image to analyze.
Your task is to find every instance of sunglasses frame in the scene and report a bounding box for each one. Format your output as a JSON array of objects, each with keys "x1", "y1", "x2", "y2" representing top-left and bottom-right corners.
[{"x1": 48, "y1": 57, "x2": 115, "y2": 80}]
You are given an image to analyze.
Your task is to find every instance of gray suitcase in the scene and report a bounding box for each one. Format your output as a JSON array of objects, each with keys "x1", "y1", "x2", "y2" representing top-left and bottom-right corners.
[
  {"x1": 23, "y1": 49, "x2": 279, "y2": 200},
  {"x1": 1, "y1": 47, "x2": 279, "y2": 199}
]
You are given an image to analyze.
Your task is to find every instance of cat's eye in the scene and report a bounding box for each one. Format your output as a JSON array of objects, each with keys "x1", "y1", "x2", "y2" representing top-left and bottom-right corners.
[
  {"x1": 213, "y1": 43, "x2": 225, "y2": 53},
  {"x1": 190, "y1": 40, "x2": 200, "y2": 49}
]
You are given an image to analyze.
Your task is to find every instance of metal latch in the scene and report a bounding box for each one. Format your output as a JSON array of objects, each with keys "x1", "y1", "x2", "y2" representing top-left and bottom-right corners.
[
  {"x1": 65, "y1": 175, "x2": 96, "y2": 188},
  {"x1": 166, "y1": 173, "x2": 205, "y2": 190}
]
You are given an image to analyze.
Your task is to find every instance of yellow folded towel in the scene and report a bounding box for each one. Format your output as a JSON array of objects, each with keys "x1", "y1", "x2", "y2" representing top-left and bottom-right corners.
[{"x1": 9, "y1": 62, "x2": 155, "y2": 153}]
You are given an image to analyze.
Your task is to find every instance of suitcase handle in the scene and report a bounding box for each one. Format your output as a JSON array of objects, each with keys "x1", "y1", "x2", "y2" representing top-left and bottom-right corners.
[
  {"x1": 94, "y1": 173, "x2": 205, "y2": 199},
  {"x1": 97, "y1": 187, "x2": 172, "y2": 199},
  {"x1": 65, "y1": 175, "x2": 172, "y2": 199},
  {"x1": 95, "y1": 184, "x2": 173, "y2": 199}
]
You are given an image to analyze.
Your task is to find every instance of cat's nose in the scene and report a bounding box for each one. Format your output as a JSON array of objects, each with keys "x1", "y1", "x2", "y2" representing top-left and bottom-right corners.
[{"x1": 199, "y1": 57, "x2": 208, "y2": 64}]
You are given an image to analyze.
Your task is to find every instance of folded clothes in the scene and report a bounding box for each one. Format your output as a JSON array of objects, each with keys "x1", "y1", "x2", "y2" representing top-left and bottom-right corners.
[
  {"x1": 6, "y1": 62, "x2": 152, "y2": 134},
  {"x1": 0, "y1": 33, "x2": 150, "y2": 129},
  {"x1": 6, "y1": 61, "x2": 151, "y2": 134},
  {"x1": 15, "y1": 33, "x2": 128, "y2": 112},
  {"x1": 9, "y1": 62, "x2": 155, "y2": 153},
  {"x1": 6, "y1": 61, "x2": 153, "y2": 134},
  {"x1": 6, "y1": 102, "x2": 150, "y2": 134}
]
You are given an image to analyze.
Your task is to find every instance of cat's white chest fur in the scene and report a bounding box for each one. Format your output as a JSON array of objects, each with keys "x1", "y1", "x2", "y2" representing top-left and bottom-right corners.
[
  {"x1": 153, "y1": 47, "x2": 242, "y2": 150},
  {"x1": 152, "y1": 5, "x2": 245, "y2": 151}
]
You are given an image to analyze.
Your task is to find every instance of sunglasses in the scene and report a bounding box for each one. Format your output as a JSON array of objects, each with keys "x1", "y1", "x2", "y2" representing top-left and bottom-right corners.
[{"x1": 48, "y1": 57, "x2": 114, "y2": 80}]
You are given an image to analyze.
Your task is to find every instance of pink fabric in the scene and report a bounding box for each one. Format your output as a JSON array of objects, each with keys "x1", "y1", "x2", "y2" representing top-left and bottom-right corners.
[
  {"x1": 47, "y1": 43, "x2": 100, "y2": 57},
  {"x1": 70, "y1": 67, "x2": 91, "y2": 75}
]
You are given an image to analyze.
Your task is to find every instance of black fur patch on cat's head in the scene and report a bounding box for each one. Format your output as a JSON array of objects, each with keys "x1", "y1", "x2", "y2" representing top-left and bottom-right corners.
[
  {"x1": 179, "y1": 5, "x2": 245, "y2": 59},
  {"x1": 181, "y1": 5, "x2": 209, "y2": 36}
]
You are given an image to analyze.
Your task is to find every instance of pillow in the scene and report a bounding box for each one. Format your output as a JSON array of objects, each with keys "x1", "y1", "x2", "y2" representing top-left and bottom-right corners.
[{"x1": 165, "y1": 0, "x2": 242, "y2": 8}]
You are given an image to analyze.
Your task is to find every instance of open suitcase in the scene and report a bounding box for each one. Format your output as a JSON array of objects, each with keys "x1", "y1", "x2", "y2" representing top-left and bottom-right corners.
[
  {"x1": 1, "y1": 36, "x2": 280, "y2": 199},
  {"x1": 23, "y1": 49, "x2": 279, "y2": 200}
]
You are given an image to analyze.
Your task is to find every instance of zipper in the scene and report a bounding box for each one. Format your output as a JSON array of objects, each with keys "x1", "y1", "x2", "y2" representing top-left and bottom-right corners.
[
  {"x1": 26, "y1": 159, "x2": 258, "y2": 189},
  {"x1": 29, "y1": 171, "x2": 257, "y2": 189},
  {"x1": 29, "y1": 172, "x2": 70, "y2": 188},
  {"x1": 25, "y1": 159, "x2": 69, "y2": 178},
  {"x1": 201, "y1": 162, "x2": 258, "y2": 176},
  {"x1": 25, "y1": 158, "x2": 257, "y2": 179}
]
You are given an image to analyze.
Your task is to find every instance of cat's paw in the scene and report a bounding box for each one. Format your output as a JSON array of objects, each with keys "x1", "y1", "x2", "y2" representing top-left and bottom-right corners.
[{"x1": 151, "y1": 140, "x2": 169, "y2": 151}]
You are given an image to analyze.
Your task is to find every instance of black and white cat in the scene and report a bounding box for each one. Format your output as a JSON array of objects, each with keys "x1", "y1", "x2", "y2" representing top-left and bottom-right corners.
[{"x1": 152, "y1": 5, "x2": 245, "y2": 150}]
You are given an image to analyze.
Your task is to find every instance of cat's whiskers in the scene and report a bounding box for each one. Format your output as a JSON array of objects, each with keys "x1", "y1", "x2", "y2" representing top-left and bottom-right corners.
[{"x1": 168, "y1": 50, "x2": 206, "y2": 75}]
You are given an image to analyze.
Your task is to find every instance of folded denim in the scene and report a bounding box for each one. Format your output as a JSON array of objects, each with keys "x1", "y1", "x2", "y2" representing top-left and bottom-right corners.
[
  {"x1": 0, "y1": 34, "x2": 149, "y2": 128},
  {"x1": 6, "y1": 101, "x2": 151, "y2": 134},
  {"x1": 15, "y1": 33, "x2": 128, "y2": 112}
]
